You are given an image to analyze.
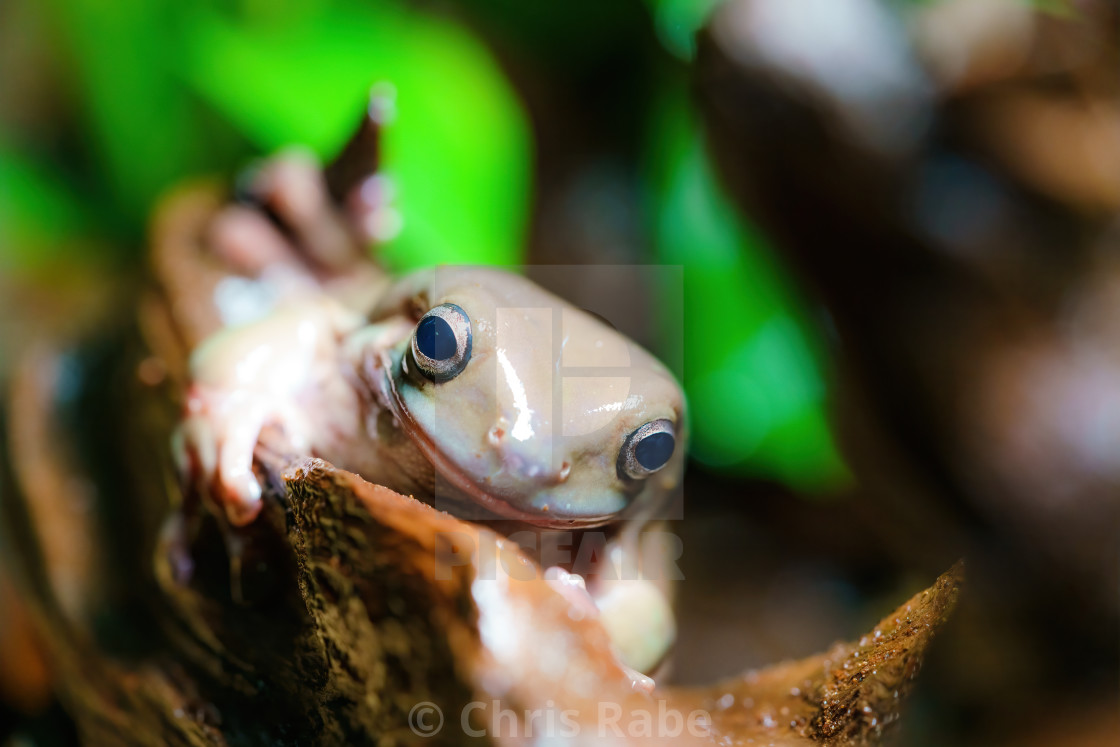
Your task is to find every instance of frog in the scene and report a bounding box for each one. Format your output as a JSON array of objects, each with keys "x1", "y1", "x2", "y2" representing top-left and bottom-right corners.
[{"x1": 170, "y1": 102, "x2": 687, "y2": 676}]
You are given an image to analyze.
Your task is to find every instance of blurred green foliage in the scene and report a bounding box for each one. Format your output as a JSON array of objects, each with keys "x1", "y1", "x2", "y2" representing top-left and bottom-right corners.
[
  {"x1": 0, "y1": 0, "x2": 848, "y2": 490},
  {"x1": 641, "y1": 0, "x2": 846, "y2": 486},
  {"x1": 0, "y1": 145, "x2": 92, "y2": 268},
  {"x1": 3, "y1": 0, "x2": 531, "y2": 272},
  {"x1": 648, "y1": 91, "x2": 848, "y2": 489},
  {"x1": 178, "y1": 1, "x2": 531, "y2": 269},
  {"x1": 646, "y1": 0, "x2": 724, "y2": 59}
]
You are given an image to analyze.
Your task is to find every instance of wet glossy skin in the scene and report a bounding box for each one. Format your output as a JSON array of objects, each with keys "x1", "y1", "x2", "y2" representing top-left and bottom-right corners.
[
  {"x1": 183, "y1": 266, "x2": 686, "y2": 528},
  {"x1": 368, "y1": 267, "x2": 687, "y2": 527}
]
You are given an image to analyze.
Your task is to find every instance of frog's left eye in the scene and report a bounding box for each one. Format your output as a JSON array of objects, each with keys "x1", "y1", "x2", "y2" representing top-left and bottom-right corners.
[
  {"x1": 410, "y1": 303, "x2": 473, "y2": 382},
  {"x1": 618, "y1": 419, "x2": 676, "y2": 480}
]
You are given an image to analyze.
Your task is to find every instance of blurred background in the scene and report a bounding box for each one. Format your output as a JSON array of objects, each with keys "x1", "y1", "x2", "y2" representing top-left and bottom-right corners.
[{"x1": 0, "y1": 0, "x2": 1117, "y2": 744}]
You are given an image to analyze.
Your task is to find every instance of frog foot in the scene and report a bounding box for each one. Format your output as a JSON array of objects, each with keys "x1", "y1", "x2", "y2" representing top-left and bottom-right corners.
[
  {"x1": 228, "y1": 150, "x2": 363, "y2": 274},
  {"x1": 173, "y1": 384, "x2": 310, "y2": 526},
  {"x1": 208, "y1": 152, "x2": 388, "y2": 315},
  {"x1": 544, "y1": 566, "x2": 670, "y2": 687},
  {"x1": 592, "y1": 577, "x2": 676, "y2": 677}
]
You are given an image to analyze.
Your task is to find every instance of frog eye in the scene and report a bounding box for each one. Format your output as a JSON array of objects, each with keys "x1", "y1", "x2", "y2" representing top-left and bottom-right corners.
[
  {"x1": 410, "y1": 303, "x2": 473, "y2": 382},
  {"x1": 618, "y1": 419, "x2": 676, "y2": 480}
]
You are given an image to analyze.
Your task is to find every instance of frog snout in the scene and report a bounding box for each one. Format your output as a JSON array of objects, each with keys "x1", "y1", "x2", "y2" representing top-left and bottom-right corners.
[
  {"x1": 523, "y1": 487, "x2": 629, "y2": 523},
  {"x1": 483, "y1": 418, "x2": 573, "y2": 484}
]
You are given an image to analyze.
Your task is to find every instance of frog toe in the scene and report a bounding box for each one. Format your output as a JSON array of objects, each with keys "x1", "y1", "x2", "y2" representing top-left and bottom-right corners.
[
  {"x1": 593, "y1": 579, "x2": 676, "y2": 675},
  {"x1": 216, "y1": 471, "x2": 263, "y2": 527}
]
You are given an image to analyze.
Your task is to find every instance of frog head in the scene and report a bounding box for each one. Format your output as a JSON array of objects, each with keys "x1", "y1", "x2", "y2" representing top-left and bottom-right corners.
[{"x1": 365, "y1": 267, "x2": 686, "y2": 528}]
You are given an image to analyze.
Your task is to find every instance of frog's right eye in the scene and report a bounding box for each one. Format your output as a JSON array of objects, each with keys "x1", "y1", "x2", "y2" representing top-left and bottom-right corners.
[{"x1": 410, "y1": 303, "x2": 472, "y2": 382}]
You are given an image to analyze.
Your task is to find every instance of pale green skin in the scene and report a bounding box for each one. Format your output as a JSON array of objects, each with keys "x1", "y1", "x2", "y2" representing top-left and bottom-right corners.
[
  {"x1": 367, "y1": 267, "x2": 687, "y2": 526},
  {"x1": 184, "y1": 266, "x2": 686, "y2": 673}
]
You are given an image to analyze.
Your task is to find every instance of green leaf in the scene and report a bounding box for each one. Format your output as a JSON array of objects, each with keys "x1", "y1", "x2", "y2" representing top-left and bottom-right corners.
[
  {"x1": 644, "y1": 0, "x2": 726, "y2": 59},
  {"x1": 40, "y1": 0, "x2": 237, "y2": 230},
  {"x1": 0, "y1": 145, "x2": 92, "y2": 270},
  {"x1": 648, "y1": 92, "x2": 849, "y2": 491},
  {"x1": 177, "y1": 0, "x2": 532, "y2": 271}
]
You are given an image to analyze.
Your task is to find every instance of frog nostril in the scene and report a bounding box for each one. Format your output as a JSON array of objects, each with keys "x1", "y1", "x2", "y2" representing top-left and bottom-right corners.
[{"x1": 487, "y1": 425, "x2": 505, "y2": 446}]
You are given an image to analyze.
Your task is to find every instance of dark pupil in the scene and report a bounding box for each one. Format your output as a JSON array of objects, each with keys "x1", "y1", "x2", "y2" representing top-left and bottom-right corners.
[
  {"x1": 416, "y1": 315, "x2": 458, "y2": 361},
  {"x1": 635, "y1": 431, "x2": 674, "y2": 471}
]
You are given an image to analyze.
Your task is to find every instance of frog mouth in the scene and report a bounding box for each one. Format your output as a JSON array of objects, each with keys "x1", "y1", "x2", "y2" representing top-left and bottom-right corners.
[{"x1": 369, "y1": 349, "x2": 617, "y2": 529}]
